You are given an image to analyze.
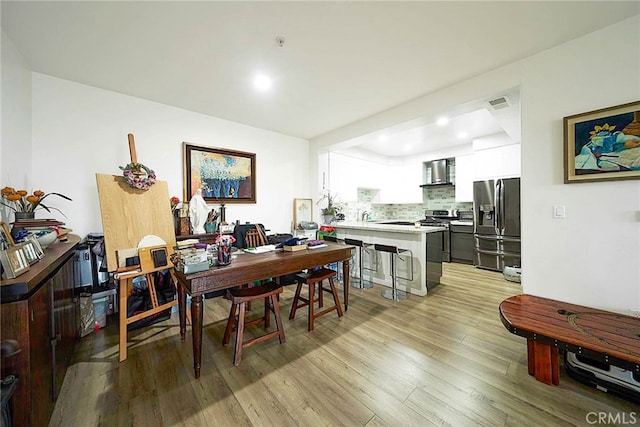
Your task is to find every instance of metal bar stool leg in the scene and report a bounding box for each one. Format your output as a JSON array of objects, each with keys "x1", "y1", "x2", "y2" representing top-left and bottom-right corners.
[
  {"x1": 374, "y1": 244, "x2": 409, "y2": 301},
  {"x1": 344, "y1": 238, "x2": 374, "y2": 289}
]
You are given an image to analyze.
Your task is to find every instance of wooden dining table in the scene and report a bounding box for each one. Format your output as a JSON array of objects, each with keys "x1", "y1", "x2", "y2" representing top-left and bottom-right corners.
[{"x1": 173, "y1": 242, "x2": 354, "y2": 378}]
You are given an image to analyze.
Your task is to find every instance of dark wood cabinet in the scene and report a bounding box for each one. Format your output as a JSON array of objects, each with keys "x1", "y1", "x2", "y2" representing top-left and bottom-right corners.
[
  {"x1": 0, "y1": 241, "x2": 79, "y2": 427},
  {"x1": 450, "y1": 224, "x2": 474, "y2": 264}
]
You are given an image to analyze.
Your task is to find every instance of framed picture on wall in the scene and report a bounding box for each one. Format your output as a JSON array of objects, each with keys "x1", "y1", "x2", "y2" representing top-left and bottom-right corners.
[
  {"x1": 293, "y1": 198, "x2": 313, "y2": 227},
  {"x1": 183, "y1": 142, "x2": 256, "y2": 204},
  {"x1": 564, "y1": 100, "x2": 640, "y2": 183}
]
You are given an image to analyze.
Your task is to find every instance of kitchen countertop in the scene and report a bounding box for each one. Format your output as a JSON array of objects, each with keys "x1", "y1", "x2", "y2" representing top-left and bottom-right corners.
[{"x1": 330, "y1": 221, "x2": 446, "y2": 234}]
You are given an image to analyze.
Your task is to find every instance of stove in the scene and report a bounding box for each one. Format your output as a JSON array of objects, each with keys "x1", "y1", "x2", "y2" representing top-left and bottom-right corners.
[
  {"x1": 420, "y1": 210, "x2": 457, "y2": 262},
  {"x1": 420, "y1": 209, "x2": 458, "y2": 227}
]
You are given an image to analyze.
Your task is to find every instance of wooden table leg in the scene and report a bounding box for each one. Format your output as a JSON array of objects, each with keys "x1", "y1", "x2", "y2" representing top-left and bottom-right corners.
[
  {"x1": 118, "y1": 278, "x2": 130, "y2": 362},
  {"x1": 178, "y1": 280, "x2": 187, "y2": 341},
  {"x1": 191, "y1": 294, "x2": 203, "y2": 379},
  {"x1": 527, "y1": 338, "x2": 560, "y2": 385},
  {"x1": 342, "y1": 259, "x2": 350, "y2": 311}
]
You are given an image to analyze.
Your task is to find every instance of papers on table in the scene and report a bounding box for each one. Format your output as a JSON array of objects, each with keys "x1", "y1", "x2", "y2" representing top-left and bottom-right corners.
[{"x1": 244, "y1": 244, "x2": 278, "y2": 254}]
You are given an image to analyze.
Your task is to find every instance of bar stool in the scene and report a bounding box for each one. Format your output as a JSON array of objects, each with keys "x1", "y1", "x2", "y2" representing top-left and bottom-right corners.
[
  {"x1": 289, "y1": 267, "x2": 343, "y2": 331},
  {"x1": 344, "y1": 238, "x2": 375, "y2": 289},
  {"x1": 374, "y1": 244, "x2": 414, "y2": 301},
  {"x1": 321, "y1": 235, "x2": 343, "y2": 280},
  {"x1": 222, "y1": 281, "x2": 286, "y2": 366}
]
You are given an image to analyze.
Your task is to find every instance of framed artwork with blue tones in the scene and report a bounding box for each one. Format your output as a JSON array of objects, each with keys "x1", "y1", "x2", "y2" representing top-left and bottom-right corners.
[
  {"x1": 564, "y1": 101, "x2": 640, "y2": 183},
  {"x1": 183, "y1": 142, "x2": 256, "y2": 203}
]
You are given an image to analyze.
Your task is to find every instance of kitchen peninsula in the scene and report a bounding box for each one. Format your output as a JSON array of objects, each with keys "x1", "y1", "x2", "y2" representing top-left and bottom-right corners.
[{"x1": 332, "y1": 222, "x2": 445, "y2": 296}]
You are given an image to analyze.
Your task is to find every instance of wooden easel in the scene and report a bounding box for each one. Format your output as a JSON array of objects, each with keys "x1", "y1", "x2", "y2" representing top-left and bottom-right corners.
[{"x1": 96, "y1": 134, "x2": 184, "y2": 362}]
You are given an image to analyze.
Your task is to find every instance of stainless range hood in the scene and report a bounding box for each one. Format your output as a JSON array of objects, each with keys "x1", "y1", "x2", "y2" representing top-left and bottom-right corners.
[{"x1": 420, "y1": 159, "x2": 454, "y2": 187}]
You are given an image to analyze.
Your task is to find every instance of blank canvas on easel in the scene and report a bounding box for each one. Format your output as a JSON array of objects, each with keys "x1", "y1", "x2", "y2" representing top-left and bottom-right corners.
[{"x1": 96, "y1": 173, "x2": 176, "y2": 272}]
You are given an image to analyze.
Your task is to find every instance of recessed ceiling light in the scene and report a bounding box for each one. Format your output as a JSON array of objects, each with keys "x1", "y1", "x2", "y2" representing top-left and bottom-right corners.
[
  {"x1": 436, "y1": 117, "x2": 449, "y2": 126},
  {"x1": 253, "y1": 74, "x2": 272, "y2": 91},
  {"x1": 403, "y1": 145, "x2": 412, "y2": 151},
  {"x1": 458, "y1": 131, "x2": 468, "y2": 139},
  {"x1": 378, "y1": 134, "x2": 388, "y2": 142}
]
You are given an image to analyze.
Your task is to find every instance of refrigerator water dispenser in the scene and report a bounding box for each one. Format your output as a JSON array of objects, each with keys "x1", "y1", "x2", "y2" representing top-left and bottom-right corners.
[{"x1": 478, "y1": 204, "x2": 494, "y2": 224}]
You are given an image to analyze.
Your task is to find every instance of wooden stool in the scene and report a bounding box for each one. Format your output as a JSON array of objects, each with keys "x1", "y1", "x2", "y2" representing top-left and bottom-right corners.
[
  {"x1": 289, "y1": 267, "x2": 344, "y2": 331},
  {"x1": 222, "y1": 281, "x2": 286, "y2": 366}
]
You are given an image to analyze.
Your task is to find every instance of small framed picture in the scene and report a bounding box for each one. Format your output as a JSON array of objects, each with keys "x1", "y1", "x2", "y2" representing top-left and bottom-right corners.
[
  {"x1": 0, "y1": 221, "x2": 14, "y2": 250},
  {"x1": 21, "y1": 241, "x2": 39, "y2": 265},
  {"x1": 25, "y1": 234, "x2": 44, "y2": 259},
  {"x1": 293, "y1": 198, "x2": 313, "y2": 228},
  {"x1": 0, "y1": 246, "x2": 30, "y2": 279}
]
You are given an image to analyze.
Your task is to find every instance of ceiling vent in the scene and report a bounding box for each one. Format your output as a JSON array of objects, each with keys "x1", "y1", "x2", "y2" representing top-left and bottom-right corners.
[{"x1": 488, "y1": 96, "x2": 510, "y2": 110}]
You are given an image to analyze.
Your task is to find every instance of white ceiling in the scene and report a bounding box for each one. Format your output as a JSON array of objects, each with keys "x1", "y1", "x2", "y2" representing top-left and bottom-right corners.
[{"x1": 2, "y1": 1, "x2": 639, "y2": 155}]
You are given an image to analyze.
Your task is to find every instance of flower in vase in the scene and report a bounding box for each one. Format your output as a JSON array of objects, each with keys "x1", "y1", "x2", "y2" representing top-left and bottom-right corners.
[
  {"x1": 1, "y1": 187, "x2": 72, "y2": 215},
  {"x1": 215, "y1": 234, "x2": 236, "y2": 245},
  {"x1": 170, "y1": 196, "x2": 181, "y2": 210}
]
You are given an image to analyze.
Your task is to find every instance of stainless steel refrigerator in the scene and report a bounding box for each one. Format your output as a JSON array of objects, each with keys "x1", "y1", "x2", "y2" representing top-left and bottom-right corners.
[{"x1": 473, "y1": 178, "x2": 520, "y2": 272}]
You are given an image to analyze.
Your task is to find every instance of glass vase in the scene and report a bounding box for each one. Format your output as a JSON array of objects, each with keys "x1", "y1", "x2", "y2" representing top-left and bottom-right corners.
[{"x1": 217, "y1": 243, "x2": 232, "y2": 266}]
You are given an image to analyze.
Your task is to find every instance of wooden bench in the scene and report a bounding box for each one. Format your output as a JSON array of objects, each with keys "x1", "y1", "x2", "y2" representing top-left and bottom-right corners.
[{"x1": 499, "y1": 294, "x2": 640, "y2": 385}]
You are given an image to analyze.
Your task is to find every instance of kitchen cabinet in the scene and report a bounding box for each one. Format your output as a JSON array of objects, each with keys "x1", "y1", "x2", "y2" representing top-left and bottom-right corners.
[
  {"x1": 328, "y1": 152, "x2": 424, "y2": 205},
  {"x1": 329, "y1": 153, "x2": 359, "y2": 202},
  {"x1": 454, "y1": 154, "x2": 474, "y2": 202},
  {"x1": 0, "y1": 241, "x2": 79, "y2": 427},
  {"x1": 450, "y1": 223, "x2": 474, "y2": 264},
  {"x1": 474, "y1": 143, "x2": 521, "y2": 180},
  {"x1": 380, "y1": 163, "x2": 423, "y2": 204}
]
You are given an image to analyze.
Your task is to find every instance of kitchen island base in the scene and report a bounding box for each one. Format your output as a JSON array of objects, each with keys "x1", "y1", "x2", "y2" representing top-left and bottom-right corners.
[{"x1": 333, "y1": 222, "x2": 445, "y2": 296}]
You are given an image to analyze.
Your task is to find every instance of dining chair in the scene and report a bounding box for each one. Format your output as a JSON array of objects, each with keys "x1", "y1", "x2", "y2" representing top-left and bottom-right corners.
[{"x1": 222, "y1": 281, "x2": 286, "y2": 365}]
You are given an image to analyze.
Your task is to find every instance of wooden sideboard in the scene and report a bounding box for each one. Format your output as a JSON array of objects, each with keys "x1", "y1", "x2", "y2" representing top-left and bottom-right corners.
[{"x1": 0, "y1": 240, "x2": 79, "y2": 427}]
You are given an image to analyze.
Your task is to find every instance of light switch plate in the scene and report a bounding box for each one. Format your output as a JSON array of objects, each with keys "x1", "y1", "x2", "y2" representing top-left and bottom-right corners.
[{"x1": 553, "y1": 205, "x2": 565, "y2": 219}]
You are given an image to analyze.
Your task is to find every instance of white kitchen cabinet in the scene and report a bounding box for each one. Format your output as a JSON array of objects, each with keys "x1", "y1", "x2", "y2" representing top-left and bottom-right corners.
[
  {"x1": 329, "y1": 153, "x2": 358, "y2": 202},
  {"x1": 380, "y1": 163, "x2": 423, "y2": 204},
  {"x1": 474, "y1": 143, "x2": 521, "y2": 180},
  {"x1": 454, "y1": 154, "x2": 474, "y2": 202},
  {"x1": 500, "y1": 144, "x2": 521, "y2": 178}
]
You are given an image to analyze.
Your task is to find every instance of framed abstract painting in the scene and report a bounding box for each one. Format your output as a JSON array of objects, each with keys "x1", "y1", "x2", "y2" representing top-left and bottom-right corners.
[
  {"x1": 564, "y1": 101, "x2": 640, "y2": 183},
  {"x1": 183, "y1": 142, "x2": 256, "y2": 203}
]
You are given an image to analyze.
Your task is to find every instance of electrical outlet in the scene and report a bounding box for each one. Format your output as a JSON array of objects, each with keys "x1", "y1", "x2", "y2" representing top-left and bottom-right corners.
[{"x1": 629, "y1": 309, "x2": 640, "y2": 318}]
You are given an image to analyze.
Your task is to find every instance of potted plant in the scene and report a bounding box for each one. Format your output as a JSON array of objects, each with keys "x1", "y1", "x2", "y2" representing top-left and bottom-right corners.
[
  {"x1": 318, "y1": 190, "x2": 341, "y2": 224},
  {"x1": 1, "y1": 187, "x2": 72, "y2": 220}
]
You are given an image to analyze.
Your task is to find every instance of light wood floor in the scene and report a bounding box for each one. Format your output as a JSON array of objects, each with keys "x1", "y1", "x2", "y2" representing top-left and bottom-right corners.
[{"x1": 51, "y1": 263, "x2": 638, "y2": 426}]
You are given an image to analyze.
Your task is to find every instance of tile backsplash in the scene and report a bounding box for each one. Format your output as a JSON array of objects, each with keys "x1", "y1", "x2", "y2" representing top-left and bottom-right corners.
[{"x1": 340, "y1": 185, "x2": 472, "y2": 221}]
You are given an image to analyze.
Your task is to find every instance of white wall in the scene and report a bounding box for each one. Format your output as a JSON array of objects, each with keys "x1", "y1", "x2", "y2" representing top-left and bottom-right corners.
[
  {"x1": 519, "y1": 17, "x2": 640, "y2": 313},
  {"x1": 1, "y1": 31, "x2": 32, "y2": 223},
  {"x1": 311, "y1": 16, "x2": 640, "y2": 314},
  {"x1": 30, "y1": 74, "x2": 309, "y2": 237}
]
